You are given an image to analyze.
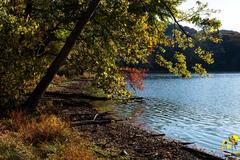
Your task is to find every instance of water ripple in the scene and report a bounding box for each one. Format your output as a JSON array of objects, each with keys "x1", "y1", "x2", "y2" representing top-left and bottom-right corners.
[{"x1": 118, "y1": 73, "x2": 240, "y2": 152}]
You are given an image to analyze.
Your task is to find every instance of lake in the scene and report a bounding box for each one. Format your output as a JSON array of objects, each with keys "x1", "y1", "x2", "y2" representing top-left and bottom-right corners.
[{"x1": 117, "y1": 73, "x2": 240, "y2": 153}]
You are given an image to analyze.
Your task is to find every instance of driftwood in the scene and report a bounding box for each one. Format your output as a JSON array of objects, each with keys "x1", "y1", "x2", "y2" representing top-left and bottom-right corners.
[
  {"x1": 223, "y1": 150, "x2": 240, "y2": 158},
  {"x1": 147, "y1": 133, "x2": 166, "y2": 137},
  {"x1": 44, "y1": 91, "x2": 110, "y2": 100},
  {"x1": 128, "y1": 97, "x2": 144, "y2": 101},
  {"x1": 181, "y1": 145, "x2": 224, "y2": 160},
  {"x1": 180, "y1": 142, "x2": 194, "y2": 145},
  {"x1": 66, "y1": 111, "x2": 110, "y2": 117},
  {"x1": 44, "y1": 91, "x2": 145, "y2": 103},
  {"x1": 66, "y1": 112, "x2": 119, "y2": 122},
  {"x1": 71, "y1": 119, "x2": 123, "y2": 126},
  {"x1": 134, "y1": 134, "x2": 165, "y2": 138}
]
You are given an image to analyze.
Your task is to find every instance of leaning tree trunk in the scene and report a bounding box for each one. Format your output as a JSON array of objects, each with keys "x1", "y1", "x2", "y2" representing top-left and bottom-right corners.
[
  {"x1": 24, "y1": 0, "x2": 32, "y2": 18},
  {"x1": 23, "y1": 0, "x2": 100, "y2": 111}
]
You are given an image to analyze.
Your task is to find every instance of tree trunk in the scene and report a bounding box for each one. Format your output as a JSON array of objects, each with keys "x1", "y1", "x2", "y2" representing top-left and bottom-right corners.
[
  {"x1": 24, "y1": 0, "x2": 32, "y2": 18},
  {"x1": 23, "y1": 0, "x2": 100, "y2": 111}
]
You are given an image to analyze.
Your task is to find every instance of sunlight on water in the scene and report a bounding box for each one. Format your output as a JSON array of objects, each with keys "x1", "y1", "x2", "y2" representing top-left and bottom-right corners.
[{"x1": 118, "y1": 73, "x2": 240, "y2": 153}]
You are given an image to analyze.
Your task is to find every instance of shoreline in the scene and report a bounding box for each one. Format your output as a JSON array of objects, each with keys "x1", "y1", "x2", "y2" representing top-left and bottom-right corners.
[
  {"x1": 44, "y1": 90, "x2": 224, "y2": 160},
  {"x1": 126, "y1": 117, "x2": 225, "y2": 159}
]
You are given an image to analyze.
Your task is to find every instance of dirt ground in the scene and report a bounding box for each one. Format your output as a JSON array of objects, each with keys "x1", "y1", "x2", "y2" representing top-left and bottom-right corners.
[{"x1": 43, "y1": 84, "x2": 224, "y2": 160}]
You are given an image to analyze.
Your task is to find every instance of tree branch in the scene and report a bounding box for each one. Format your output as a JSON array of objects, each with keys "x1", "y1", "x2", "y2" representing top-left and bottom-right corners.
[
  {"x1": 23, "y1": 0, "x2": 101, "y2": 110},
  {"x1": 159, "y1": 0, "x2": 193, "y2": 39}
]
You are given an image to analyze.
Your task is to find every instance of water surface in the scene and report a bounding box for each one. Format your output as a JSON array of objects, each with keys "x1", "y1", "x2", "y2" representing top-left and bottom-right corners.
[{"x1": 118, "y1": 73, "x2": 240, "y2": 153}]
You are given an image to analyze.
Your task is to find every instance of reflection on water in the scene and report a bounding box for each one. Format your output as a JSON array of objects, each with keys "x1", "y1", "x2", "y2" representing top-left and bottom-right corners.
[{"x1": 118, "y1": 74, "x2": 240, "y2": 152}]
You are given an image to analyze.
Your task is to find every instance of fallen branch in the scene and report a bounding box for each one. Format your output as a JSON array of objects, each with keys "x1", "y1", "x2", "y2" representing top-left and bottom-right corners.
[
  {"x1": 180, "y1": 142, "x2": 194, "y2": 145},
  {"x1": 93, "y1": 113, "x2": 99, "y2": 121},
  {"x1": 71, "y1": 119, "x2": 123, "y2": 126},
  {"x1": 181, "y1": 145, "x2": 224, "y2": 160},
  {"x1": 67, "y1": 112, "x2": 116, "y2": 121},
  {"x1": 148, "y1": 133, "x2": 165, "y2": 137},
  {"x1": 44, "y1": 91, "x2": 110, "y2": 100}
]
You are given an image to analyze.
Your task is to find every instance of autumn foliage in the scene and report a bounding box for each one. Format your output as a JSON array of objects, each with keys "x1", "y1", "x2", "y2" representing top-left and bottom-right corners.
[{"x1": 121, "y1": 67, "x2": 147, "y2": 91}]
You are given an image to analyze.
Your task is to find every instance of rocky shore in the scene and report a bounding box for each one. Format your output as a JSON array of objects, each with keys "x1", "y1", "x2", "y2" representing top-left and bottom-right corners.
[{"x1": 43, "y1": 80, "x2": 224, "y2": 160}]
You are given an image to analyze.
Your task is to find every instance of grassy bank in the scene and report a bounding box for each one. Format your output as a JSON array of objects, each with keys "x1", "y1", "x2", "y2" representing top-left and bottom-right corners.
[{"x1": 0, "y1": 106, "x2": 128, "y2": 160}]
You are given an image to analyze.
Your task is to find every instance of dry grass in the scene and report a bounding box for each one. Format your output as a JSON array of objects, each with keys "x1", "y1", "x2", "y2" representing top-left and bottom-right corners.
[
  {"x1": 0, "y1": 133, "x2": 35, "y2": 160},
  {"x1": 0, "y1": 110, "x2": 97, "y2": 160},
  {"x1": 8, "y1": 110, "x2": 28, "y2": 131},
  {"x1": 0, "y1": 106, "x2": 129, "y2": 160},
  {"x1": 50, "y1": 140, "x2": 96, "y2": 160},
  {"x1": 52, "y1": 74, "x2": 68, "y2": 84},
  {"x1": 19, "y1": 114, "x2": 70, "y2": 144}
]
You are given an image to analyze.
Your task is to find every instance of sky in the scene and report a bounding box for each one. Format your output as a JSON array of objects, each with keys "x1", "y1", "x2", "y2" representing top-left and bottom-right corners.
[{"x1": 179, "y1": 0, "x2": 240, "y2": 32}]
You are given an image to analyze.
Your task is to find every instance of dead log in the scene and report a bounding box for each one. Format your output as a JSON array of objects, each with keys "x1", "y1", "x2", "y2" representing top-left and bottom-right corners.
[
  {"x1": 44, "y1": 91, "x2": 110, "y2": 100},
  {"x1": 134, "y1": 134, "x2": 165, "y2": 138},
  {"x1": 181, "y1": 145, "x2": 224, "y2": 160},
  {"x1": 67, "y1": 112, "x2": 118, "y2": 121},
  {"x1": 148, "y1": 133, "x2": 166, "y2": 137},
  {"x1": 71, "y1": 119, "x2": 123, "y2": 126},
  {"x1": 180, "y1": 142, "x2": 194, "y2": 145}
]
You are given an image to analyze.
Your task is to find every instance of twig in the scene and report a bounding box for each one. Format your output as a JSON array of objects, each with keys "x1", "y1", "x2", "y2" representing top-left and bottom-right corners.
[
  {"x1": 71, "y1": 119, "x2": 123, "y2": 126},
  {"x1": 159, "y1": 0, "x2": 193, "y2": 39},
  {"x1": 93, "y1": 113, "x2": 99, "y2": 121}
]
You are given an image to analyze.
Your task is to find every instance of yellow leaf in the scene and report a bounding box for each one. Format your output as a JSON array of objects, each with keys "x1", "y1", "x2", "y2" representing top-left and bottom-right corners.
[
  {"x1": 227, "y1": 144, "x2": 232, "y2": 150},
  {"x1": 229, "y1": 134, "x2": 239, "y2": 145}
]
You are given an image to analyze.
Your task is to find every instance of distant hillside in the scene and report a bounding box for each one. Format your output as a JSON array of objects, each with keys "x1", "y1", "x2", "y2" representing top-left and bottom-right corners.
[
  {"x1": 146, "y1": 26, "x2": 240, "y2": 73},
  {"x1": 211, "y1": 30, "x2": 240, "y2": 71}
]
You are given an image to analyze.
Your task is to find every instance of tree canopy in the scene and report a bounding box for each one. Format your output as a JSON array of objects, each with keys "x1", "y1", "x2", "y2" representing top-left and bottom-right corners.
[{"x1": 0, "y1": 0, "x2": 221, "y2": 109}]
